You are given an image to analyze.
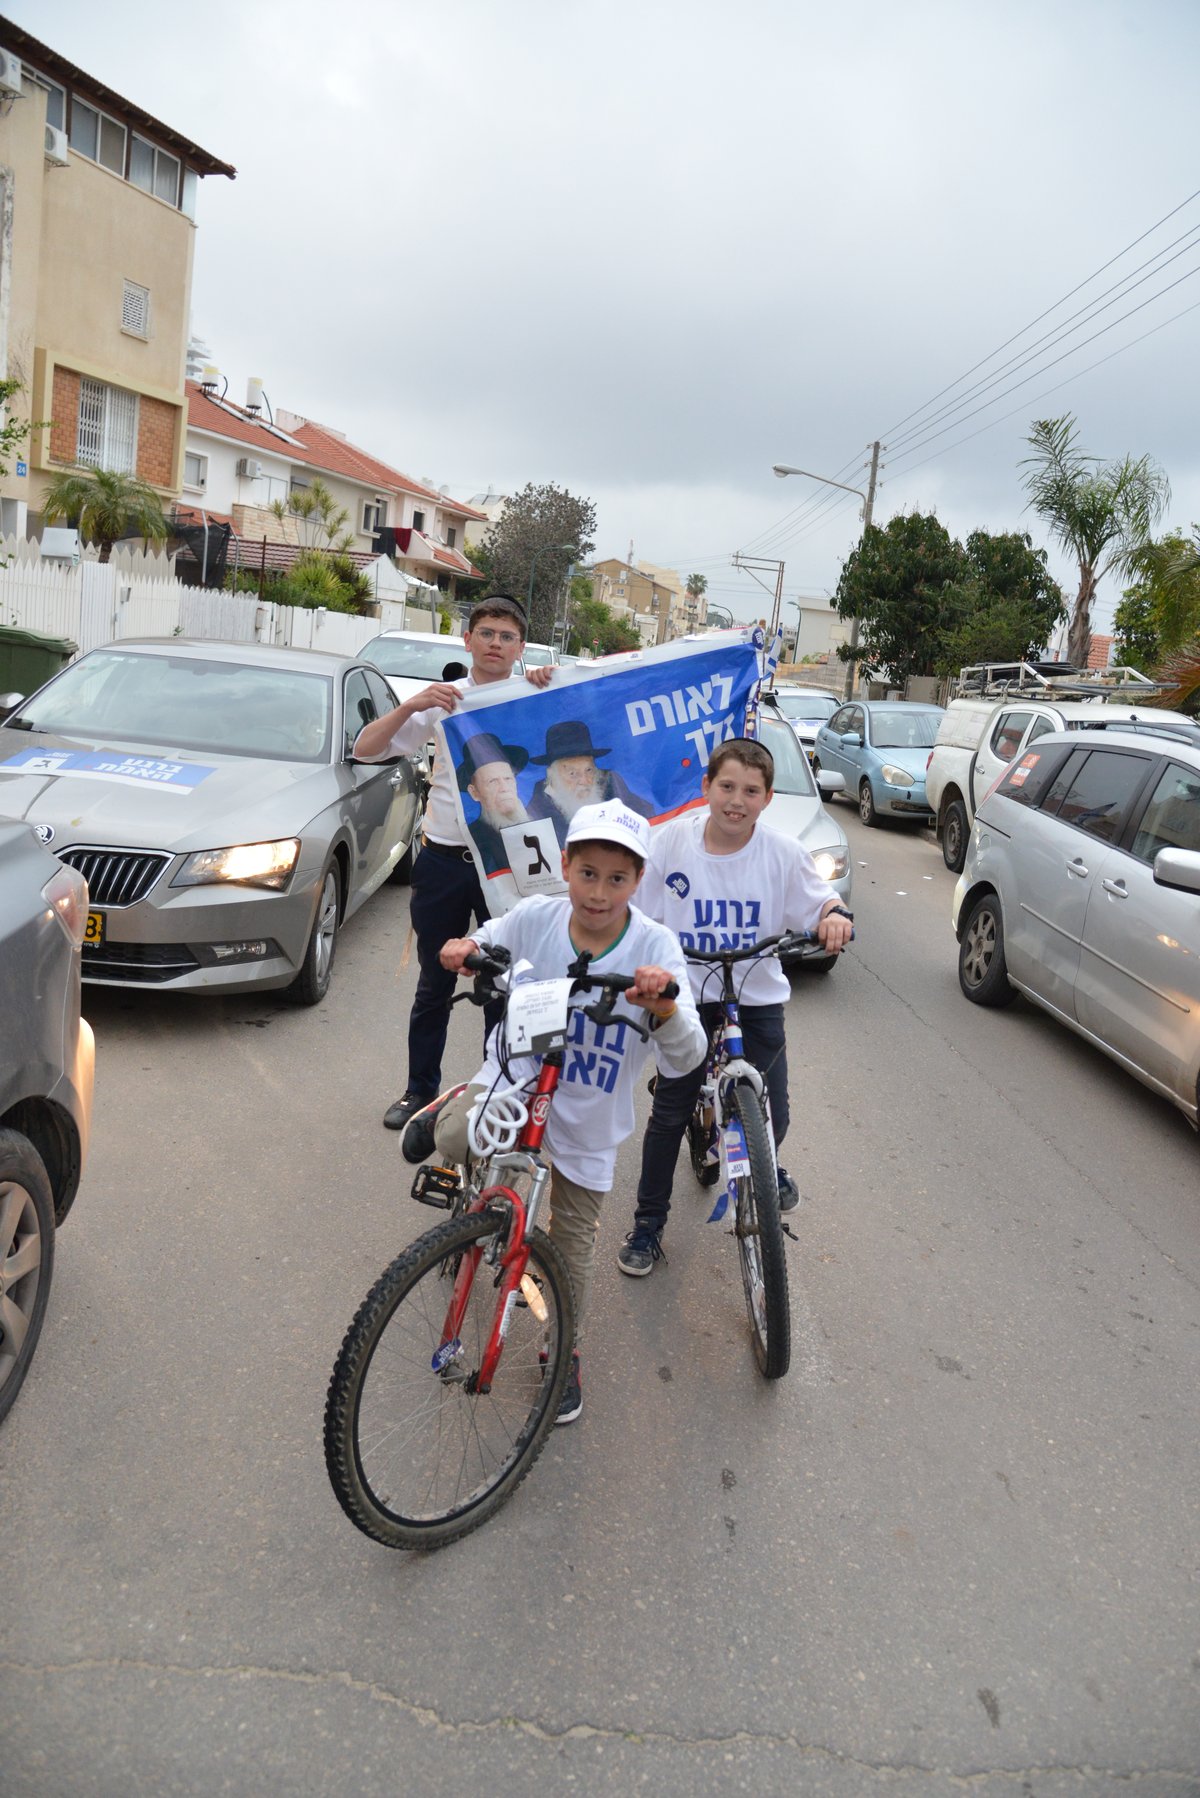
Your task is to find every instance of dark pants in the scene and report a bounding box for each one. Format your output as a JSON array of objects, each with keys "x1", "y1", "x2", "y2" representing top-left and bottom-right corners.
[
  {"x1": 633, "y1": 1002, "x2": 789, "y2": 1235},
  {"x1": 405, "y1": 843, "x2": 503, "y2": 1099}
]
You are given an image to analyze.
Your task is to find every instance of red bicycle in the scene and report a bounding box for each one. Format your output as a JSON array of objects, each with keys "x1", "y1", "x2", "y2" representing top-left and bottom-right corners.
[{"x1": 324, "y1": 946, "x2": 674, "y2": 1551}]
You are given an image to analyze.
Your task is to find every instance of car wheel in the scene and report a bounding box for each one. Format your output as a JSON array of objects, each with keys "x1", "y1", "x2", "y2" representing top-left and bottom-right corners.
[
  {"x1": 289, "y1": 862, "x2": 341, "y2": 1006},
  {"x1": 0, "y1": 1128, "x2": 55, "y2": 1425},
  {"x1": 943, "y1": 798, "x2": 968, "y2": 873},
  {"x1": 858, "y1": 781, "x2": 878, "y2": 827},
  {"x1": 958, "y1": 892, "x2": 1016, "y2": 1008}
]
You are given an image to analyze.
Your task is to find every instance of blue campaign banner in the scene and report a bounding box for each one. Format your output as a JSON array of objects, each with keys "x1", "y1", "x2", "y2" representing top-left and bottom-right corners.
[
  {"x1": 438, "y1": 632, "x2": 761, "y2": 910},
  {"x1": 1, "y1": 747, "x2": 214, "y2": 793}
]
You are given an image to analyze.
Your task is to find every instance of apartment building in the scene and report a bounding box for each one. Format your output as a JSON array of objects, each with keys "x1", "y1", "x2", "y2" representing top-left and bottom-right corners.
[
  {"x1": 0, "y1": 17, "x2": 235, "y2": 534},
  {"x1": 591, "y1": 558, "x2": 706, "y2": 646}
]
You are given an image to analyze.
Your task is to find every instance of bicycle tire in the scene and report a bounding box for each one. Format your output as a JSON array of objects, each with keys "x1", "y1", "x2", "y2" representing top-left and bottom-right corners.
[
  {"x1": 324, "y1": 1209, "x2": 575, "y2": 1550},
  {"x1": 727, "y1": 1081, "x2": 791, "y2": 1379}
]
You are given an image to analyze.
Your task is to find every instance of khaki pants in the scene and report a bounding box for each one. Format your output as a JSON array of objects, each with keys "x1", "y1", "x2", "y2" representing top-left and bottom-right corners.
[{"x1": 434, "y1": 1084, "x2": 604, "y2": 1344}]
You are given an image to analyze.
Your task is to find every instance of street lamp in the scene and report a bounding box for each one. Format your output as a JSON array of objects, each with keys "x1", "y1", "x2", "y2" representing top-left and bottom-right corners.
[
  {"x1": 771, "y1": 445, "x2": 880, "y2": 700},
  {"x1": 526, "y1": 542, "x2": 578, "y2": 633}
]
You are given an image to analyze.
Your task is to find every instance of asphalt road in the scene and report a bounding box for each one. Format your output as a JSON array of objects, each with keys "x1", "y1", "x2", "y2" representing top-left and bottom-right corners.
[{"x1": 3, "y1": 807, "x2": 1199, "y2": 1797}]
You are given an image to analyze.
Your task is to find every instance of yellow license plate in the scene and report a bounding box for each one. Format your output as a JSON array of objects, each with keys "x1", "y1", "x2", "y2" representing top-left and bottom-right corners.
[{"x1": 85, "y1": 911, "x2": 105, "y2": 944}]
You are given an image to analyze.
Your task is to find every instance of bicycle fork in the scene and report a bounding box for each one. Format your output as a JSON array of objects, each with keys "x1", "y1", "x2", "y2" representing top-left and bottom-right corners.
[{"x1": 434, "y1": 1161, "x2": 553, "y2": 1396}]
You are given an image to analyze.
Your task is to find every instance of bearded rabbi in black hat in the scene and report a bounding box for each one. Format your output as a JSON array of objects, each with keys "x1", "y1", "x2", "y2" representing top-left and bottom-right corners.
[{"x1": 526, "y1": 718, "x2": 653, "y2": 847}]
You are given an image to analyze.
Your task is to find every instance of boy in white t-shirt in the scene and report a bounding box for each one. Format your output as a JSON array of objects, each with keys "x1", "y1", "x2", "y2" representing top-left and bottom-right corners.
[
  {"x1": 402, "y1": 800, "x2": 706, "y2": 1424},
  {"x1": 617, "y1": 736, "x2": 853, "y2": 1277}
]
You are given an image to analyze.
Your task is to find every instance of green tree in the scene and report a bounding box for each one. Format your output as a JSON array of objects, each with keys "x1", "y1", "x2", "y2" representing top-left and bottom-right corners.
[
  {"x1": 0, "y1": 379, "x2": 40, "y2": 480},
  {"x1": 832, "y1": 511, "x2": 968, "y2": 687},
  {"x1": 1113, "y1": 529, "x2": 1200, "y2": 671},
  {"x1": 686, "y1": 572, "x2": 708, "y2": 601},
  {"x1": 485, "y1": 481, "x2": 596, "y2": 642},
  {"x1": 1112, "y1": 585, "x2": 1160, "y2": 672},
  {"x1": 935, "y1": 530, "x2": 1065, "y2": 674},
  {"x1": 569, "y1": 591, "x2": 640, "y2": 655},
  {"x1": 464, "y1": 534, "x2": 495, "y2": 595},
  {"x1": 1020, "y1": 415, "x2": 1169, "y2": 669},
  {"x1": 41, "y1": 465, "x2": 169, "y2": 559},
  {"x1": 270, "y1": 476, "x2": 353, "y2": 552}
]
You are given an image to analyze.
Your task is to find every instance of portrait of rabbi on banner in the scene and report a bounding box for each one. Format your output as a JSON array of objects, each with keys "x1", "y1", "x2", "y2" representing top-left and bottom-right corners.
[{"x1": 437, "y1": 632, "x2": 762, "y2": 913}]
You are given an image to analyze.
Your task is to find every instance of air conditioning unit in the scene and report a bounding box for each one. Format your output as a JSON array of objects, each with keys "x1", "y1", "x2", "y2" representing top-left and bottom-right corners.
[
  {"x1": 44, "y1": 123, "x2": 69, "y2": 167},
  {"x1": 0, "y1": 50, "x2": 22, "y2": 97},
  {"x1": 236, "y1": 457, "x2": 264, "y2": 479}
]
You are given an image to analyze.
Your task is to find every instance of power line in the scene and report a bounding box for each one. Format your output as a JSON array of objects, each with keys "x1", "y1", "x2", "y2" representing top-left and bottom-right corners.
[
  {"x1": 885, "y1": 290, "x2": 1200, "y2": 484},
  {"x1": 886, "y1": 257, "x2": 1200, "y2": 470},
  {"x1": 880, "y1": 184, "x2": 1200, "y2": 441},
  {"x1": 886, "y1": 225, "x2": 1200, "y2": 456}
]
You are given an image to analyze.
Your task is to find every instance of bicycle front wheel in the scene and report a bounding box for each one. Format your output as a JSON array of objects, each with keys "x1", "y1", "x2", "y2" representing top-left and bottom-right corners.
[
  {"x1": 324, "y1": 1210, "x2": 575, "y2": 1550},
  {"x1": 727, "y1": 1082, "x2": 791, "y2": 1379}
]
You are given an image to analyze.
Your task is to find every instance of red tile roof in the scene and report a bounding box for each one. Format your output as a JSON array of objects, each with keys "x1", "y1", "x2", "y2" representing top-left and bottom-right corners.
[{"x1": 184, "y1": 383, "x2": 487, "y2": 519}]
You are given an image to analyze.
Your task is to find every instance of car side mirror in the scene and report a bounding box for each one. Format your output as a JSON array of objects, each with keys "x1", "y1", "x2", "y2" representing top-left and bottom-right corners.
[
  {"x1": 841, "y1": 730, "x2": 862, "y2": 747},
  {"x1": 817, "y1": 769, "x2": 845, "y2": 796},
  {"x1": 1153, "y1": 846, "x2": 1200, "y2": 894},
  {"x1": 0, "y1": 690, "x2": 25, "y2": 722}
]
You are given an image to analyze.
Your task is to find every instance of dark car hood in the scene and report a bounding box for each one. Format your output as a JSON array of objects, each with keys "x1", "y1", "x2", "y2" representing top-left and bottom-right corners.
[{"x1": 0, "y1": 727, "x2": 331, "y2": 852}]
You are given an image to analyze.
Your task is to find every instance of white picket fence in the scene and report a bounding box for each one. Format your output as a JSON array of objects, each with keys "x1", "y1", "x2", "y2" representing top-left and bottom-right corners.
[{"x1": 0, "y1": 537, "x2": 414, "y2": 664}]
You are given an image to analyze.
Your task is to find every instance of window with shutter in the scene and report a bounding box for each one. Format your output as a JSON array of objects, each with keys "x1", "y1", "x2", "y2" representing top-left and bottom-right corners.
[
  {"x1": 77, "y1": 378, "x2": 104, "y2": 465},
  {"x1": 122, "y1": 281, "x2": 150, "y2": 337},
  {"x1": 75, "y1": 378, "x2": 138, "y2": 474}
]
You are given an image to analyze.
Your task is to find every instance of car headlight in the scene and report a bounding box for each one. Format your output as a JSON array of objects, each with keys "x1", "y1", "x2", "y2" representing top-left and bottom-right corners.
[
  {"x1": 811, "y1": 847, "x2": 849, "y2": 881},
  {"x1": 880, "y1": 764, "x2": 914, "y2": 787},
  {"x1": 172, "y1": 839, "x2": 301, "y2": 890}
]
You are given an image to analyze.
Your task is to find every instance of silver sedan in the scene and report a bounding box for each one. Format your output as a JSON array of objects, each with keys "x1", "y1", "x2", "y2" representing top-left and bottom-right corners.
[{"x1": 0, "y1": 639, "x2": 423, "y2": 1003}]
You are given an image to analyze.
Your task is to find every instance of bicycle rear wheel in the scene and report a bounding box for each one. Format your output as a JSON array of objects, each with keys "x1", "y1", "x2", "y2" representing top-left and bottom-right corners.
[
  {"x1": 324, "y1": 1209, "x2": 575, "y2": 1550},
  {"x1": 727, "y1": 1082, "x2": 791, "y2": 1379}
]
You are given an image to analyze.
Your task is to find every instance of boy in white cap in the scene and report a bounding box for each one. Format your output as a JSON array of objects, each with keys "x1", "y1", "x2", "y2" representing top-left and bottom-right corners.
[{"x1": 403, "y1": 799, "x2": 706, "y2": 1424}]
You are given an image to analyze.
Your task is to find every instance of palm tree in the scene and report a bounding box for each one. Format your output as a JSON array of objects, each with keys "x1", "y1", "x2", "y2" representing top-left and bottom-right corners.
[
  {"x1": 1020, "y1": 415, "x2": 1169, "y2": 667},
  {"x1": 41, "y1": 466, "x2": 168, "y2": 560}
]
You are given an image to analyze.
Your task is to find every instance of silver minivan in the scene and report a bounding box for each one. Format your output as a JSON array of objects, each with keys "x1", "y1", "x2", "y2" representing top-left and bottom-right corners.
[{"x1": 952, "y1": 727, "x2": 1200, "y2": 1125}]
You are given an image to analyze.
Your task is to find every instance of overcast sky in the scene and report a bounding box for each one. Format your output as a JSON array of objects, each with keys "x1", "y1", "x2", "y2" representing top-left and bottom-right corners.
[{"x1": 26, "y1": 0, "x2": 1200, "y2": 629}]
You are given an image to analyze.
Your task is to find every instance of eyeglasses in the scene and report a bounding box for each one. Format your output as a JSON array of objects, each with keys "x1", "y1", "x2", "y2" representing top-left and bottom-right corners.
[{"x1": 472, "y1": 628, "x2": 522, "y2": 646}]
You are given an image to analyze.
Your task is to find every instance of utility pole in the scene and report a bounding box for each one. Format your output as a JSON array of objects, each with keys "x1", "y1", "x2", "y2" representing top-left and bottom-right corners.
[
  {"x1": 842, "y1": 440, "x2": 880, "y2": 700},
  {"x1": 731, "y1": 553, "x2": 785, "y2": 640}
]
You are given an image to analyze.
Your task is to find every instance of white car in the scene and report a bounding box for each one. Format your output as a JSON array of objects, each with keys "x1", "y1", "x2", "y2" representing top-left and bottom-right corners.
[
  {"x1": 758, "y1": 715, "x2": 850, "y2": 973},
  {"x1": 358, "y1": 629, "x2": 469, "y2": 709},
  {"x1": 765, "y1": 687, "x2": 842, "y2": 759}
]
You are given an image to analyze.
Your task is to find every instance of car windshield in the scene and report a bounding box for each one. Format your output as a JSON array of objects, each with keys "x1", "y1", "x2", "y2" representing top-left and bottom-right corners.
[
  {"x1": 15, "y1": 649, "x2": 333, "y2": 762},
  {"x1": 361, "y1": 637, "x2": 465, "y2": 680},
  {"x1": 870, "y1": 708, "x2": 942, "y2": 749},
  {"x1": 760, "y1": 718, "x2": 817, "y2": 796},
  {"x1": 522, "y1": 645, "x2": 555, "y2": 666},
  {"x1": 772, "y1": 691, "x2": 839, "y2": 723}
]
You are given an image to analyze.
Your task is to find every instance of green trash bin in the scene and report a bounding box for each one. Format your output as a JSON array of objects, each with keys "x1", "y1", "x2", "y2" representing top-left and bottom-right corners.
[{"x1": 0, "y1": 625, "x2": 79, "y2": 699}]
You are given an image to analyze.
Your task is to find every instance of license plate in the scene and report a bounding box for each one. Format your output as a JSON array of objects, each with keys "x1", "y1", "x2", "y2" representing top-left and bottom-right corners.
[{"x1": 85, "y1": 910, "x2": 105, "y2": 944}]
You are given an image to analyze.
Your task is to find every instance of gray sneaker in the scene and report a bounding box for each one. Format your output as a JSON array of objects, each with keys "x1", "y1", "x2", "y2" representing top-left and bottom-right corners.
[{"x1": 617, "y1": 1225, "x2": 666, "y2": 1276}]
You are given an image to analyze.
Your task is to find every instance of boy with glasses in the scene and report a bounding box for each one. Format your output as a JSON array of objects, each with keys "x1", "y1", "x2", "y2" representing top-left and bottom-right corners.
[{"x1": 354, "y1": 596, "x2": 553, "y2": 1130}]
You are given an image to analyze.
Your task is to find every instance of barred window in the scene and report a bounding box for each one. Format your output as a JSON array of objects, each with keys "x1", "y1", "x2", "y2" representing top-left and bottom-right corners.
[
  {"x1": 77, "y1": 378, "x2": 138, "y2": 474},
  {"x1": 122, "y1": 280, "x2": 150, "y2": 338}
]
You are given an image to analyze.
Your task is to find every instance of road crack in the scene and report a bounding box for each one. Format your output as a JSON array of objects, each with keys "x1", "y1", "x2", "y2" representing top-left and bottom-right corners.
[{"x1": 2, "y1": 1658, "x2": 1198, "y2": 1782}]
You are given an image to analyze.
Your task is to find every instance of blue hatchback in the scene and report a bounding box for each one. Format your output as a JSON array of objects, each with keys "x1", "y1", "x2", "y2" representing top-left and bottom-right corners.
[{"x1": 813, "y1": 700, "x2": 944, "y2": 827}]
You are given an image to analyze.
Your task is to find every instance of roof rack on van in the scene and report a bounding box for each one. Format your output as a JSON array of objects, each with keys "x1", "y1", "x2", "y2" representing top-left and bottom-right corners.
[{"x1": 952, "y1": 660, "x2": 1169, "y2": 701}]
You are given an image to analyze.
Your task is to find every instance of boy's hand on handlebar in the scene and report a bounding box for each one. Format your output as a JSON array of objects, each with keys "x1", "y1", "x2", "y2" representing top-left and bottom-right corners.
[
  {"x1": 625, "y1": 965, "x2": 680, "y2": 1017},
  {"x1": 816, "y1": 903, "x2": 854, "y2": 953},
  {"x1": 440, "y1": 936, "x2": 480, "y2": 973}
]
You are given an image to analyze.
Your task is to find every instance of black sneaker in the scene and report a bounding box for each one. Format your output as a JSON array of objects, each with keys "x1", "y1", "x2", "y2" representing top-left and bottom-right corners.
[
  {"x1": 401, "y1": 1092, "x2": 452, "y2": 1164},
  {"x1": 383, "y1": 1091, "x2": 431, "y2": 1132},
  {"x1": 617, "y1": 1225, "x2": 666, "y2": 1277},
  {"x1": 777, "y1": 1166, "x2": 801, "y2": 1212},
  {"x1": 555, "y1": 1351, "x2": 582, "y2": 1425}
]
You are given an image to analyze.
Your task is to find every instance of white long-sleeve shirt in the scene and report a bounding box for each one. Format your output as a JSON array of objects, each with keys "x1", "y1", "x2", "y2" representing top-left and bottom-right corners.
[
  {"x1": 638, "y1": 811, "x2": 837, "y2": 1007},
  {"x1": 471, "y1": 895, "x2": 706, "y2": 1191},
  {"x1": 356, "y1": 674, "x2": 525, "y2": 847}
]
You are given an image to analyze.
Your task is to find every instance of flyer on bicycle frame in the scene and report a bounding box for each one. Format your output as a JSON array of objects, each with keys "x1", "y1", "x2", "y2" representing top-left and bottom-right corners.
[{"x1": 436, "y1": 629, "x2": 766, "y2": 914}]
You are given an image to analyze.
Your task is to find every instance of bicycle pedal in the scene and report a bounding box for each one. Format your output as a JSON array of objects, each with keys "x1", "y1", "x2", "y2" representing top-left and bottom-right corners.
[
  {"x1": 411, "y1": 1164, "x2": 463, "y2": 1209},
  {"x1": 781, "y1": 1219, "x2": 798, "y2": 1240}
]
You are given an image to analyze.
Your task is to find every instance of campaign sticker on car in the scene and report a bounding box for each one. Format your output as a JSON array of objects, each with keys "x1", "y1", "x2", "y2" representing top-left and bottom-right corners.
[{"x1": 1, "y1": 749, "x2": 214, "y2": 793}]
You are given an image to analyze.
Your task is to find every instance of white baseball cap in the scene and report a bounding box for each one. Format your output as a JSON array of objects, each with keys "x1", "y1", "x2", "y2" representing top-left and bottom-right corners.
[{"x1": 565, "y1": 799, "x2": 652, "y2": 860}]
